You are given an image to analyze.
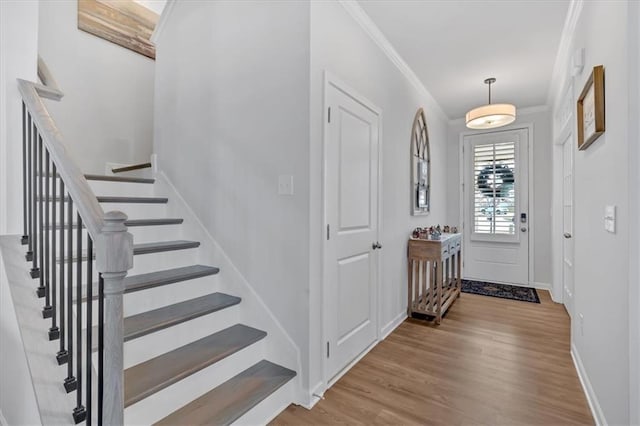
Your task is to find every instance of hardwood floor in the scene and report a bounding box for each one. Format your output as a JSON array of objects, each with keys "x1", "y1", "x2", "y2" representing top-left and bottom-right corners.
[{"x1": 273, "y1": 290, "x2": 594, "y2": 425}]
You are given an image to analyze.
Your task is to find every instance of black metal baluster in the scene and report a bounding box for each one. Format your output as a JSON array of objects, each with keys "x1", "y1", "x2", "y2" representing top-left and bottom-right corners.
[
  {"x1": 86, "y1": 237, "x2": 93, "y2": 426},
  {"x1": 26, "y1": 113, "x2": 33, "y2": 262},
  {"x1": 49, "y1": 164, "x2": 60, "y2": 340},
  {"x1": 73, "y1": 214, "x2": 86, "y2": 423},
  {"x1": 56, "y1": 180, "x2": 68, "y2": 365},
  {"x1": 30, "y1": 120, "x2": 39, "y2": 278},
  {"x1": 42, "y1": 148, "x2": 52, "y2": 317},
  {"x1": 21, "y1": 103, "x2": 28, "y2": 245},
  {"x1": 37, "y1": 135, "x2": 45, "y2": 298},
  {"x1": 97, "y1": 274, "x2": 104, "y2": 426},
  {"x1": 64, "y1": 195, "x2": 77, "y2": 392}
]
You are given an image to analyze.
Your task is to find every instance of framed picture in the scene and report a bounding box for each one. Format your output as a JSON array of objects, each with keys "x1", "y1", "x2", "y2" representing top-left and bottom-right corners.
[{"x1": 577, "y1": 65, "x2": 605, "y2": 150}]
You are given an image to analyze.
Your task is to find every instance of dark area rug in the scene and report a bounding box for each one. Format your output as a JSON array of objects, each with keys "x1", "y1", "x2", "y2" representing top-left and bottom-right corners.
[{"x1": 462, "y1": 279, "x2": 540, "y2": 303}]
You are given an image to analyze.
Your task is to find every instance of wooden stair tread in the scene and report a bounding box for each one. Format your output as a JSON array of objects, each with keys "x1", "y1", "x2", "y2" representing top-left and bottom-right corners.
[
  {"x1": 58, "y1": 240, "x2": 200, "y2": 263},
  {"x1": 84, "y1": 174, "x2": 155, "y2": 184},
  {"x1": 126, "y1": 265, "x2": 220, "y2": 293},
  {"x1": 154, "y1": 360, "x2": 296, "y2": 426},
  {"x1": 98, "y1": 196, "x2": 168, "y2": 204},
  {"x1": 133, "y1": 240, "x2": 200, "y2": 255},
  {"x1": 45, "y1": 218, "x2": 183, "y2": 230},
  {"x1": 124, "y1": 292, "x2": 241, "y2": 341},
  {"x1": 125, "y1": 324, "x2": 265, "y2": 407},
  {"x1": 39, "y1": 196, "x2": 168, "y2": 203},
  {"x1": 77, "y1": 265, "x2": 220, "y2": 302}
]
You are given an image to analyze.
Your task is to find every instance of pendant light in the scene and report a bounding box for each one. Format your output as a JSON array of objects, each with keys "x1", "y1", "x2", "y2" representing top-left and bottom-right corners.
[{"x1": 465, "y1": 78, "x2": 516, "y2": 129}]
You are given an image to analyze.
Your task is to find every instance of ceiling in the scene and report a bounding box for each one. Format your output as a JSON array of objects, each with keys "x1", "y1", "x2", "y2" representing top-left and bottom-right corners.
[{"x1": 358, "y1": 0, "x2": 570, "y2": 120}]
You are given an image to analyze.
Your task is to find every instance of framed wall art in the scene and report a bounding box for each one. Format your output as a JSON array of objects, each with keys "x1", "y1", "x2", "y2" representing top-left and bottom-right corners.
[
  {"x1": 411, "y1": 108, "x2": 431, "y2": 215},
  {"x1": 577, "y1": 65, "x2": 605, "y2": 150}
]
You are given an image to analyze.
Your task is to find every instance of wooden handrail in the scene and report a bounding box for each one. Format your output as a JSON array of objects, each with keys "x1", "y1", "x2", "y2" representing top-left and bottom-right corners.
[
  {"x1": 17, "y1": 79, "x2": 106, "y2": 240},
  {"x1": 111, "y1": 162, "x2": 152, "y2": 174},
  {"x1": 18, "y1": 56, "x2": 132, "y2": 424},
  {"x1": 37, "y1": 55, "x2": 62, "y2": 95}
]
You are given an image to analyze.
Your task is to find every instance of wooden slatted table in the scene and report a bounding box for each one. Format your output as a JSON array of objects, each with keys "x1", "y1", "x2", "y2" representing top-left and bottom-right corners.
[{"x1": 407, "y1": 233, "x2": 462, "y2": 324}]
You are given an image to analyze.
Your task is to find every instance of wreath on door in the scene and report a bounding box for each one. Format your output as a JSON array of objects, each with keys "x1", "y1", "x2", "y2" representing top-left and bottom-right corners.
[{"x1": 476, "y1": 164, "x2": 514, "y2": 197}]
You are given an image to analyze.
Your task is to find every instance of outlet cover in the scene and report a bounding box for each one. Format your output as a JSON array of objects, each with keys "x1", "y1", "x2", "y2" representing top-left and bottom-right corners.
[{"x1": 278, "y1": 175, "x2": 294, "y2": 195}]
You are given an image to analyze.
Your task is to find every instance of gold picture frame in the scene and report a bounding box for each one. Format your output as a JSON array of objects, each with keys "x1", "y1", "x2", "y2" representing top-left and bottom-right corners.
[{"x1": 577, "y1": 65, "x2": 605, "y2": 150}]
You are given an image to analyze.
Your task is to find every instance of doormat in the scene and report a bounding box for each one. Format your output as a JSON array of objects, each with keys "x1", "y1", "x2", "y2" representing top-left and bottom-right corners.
[{"x1": 462, "y1": 279, "x2": 540, "y2": 303}]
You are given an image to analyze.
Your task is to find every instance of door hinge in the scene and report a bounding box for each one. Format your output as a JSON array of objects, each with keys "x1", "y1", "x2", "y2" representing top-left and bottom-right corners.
[
  {"x1": 327, "y1": 224, "x2": 330, "y2": 240},
  {"x1": 327, "y1": 341, "x2": 330, "y2": 358},
  {"x1": 328, "y1": 107, "x2": 331, "y2": 123}
]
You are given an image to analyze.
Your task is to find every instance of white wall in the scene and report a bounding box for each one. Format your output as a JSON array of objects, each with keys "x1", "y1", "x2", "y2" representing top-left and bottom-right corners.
[
  {"x1": 550, "y1": 1, "x2": 633, "y2": 423},
  {"x1": 308, "y1": 1, "x2": 449, "y2": 398},
  {"x1": 446, "y1": 109, "x2": 553, "y2": 287},
  {"x1": 153, "y1": 0, "x2": 312, "y2": 396},
  {"x1": 0, "y1": 3, "x2": 42, "y2": 422},
  {"x1": 38, "y1": 0, "x2": 155, "y2": 174}
]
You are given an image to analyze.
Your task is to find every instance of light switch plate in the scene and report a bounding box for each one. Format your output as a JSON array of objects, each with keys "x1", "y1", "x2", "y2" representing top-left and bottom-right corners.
[
  {"x1": 604, "y1": 205, "x2": 616, "y2": 233},
  {"x1": 278, "y1": 175, "x2": 294, "y2": 195}
]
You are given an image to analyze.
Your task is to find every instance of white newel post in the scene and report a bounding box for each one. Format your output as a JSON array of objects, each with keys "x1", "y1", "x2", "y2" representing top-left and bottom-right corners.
[{"x1": 96, "y1": 211, "x2": 133, "y2": 426}]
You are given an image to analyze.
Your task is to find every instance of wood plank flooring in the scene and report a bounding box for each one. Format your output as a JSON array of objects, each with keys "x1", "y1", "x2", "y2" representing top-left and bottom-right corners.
[{"x1": 273, "y1": 290, "x2": 594, "y2": 425}]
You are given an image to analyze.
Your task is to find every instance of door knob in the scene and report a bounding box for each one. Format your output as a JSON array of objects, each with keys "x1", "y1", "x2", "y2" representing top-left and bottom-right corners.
[
  {"x1": 372, "y1": 242, "x2": 382, "y2": 250},
  {"x1": 520, "y1": 227, "x2": 527, "y2": 232},
  {"x1": 564, "y1": 233, "x2": 572, "y2": 239}
]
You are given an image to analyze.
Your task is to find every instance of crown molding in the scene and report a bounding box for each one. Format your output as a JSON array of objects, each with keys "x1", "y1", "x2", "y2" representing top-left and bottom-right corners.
[
  {"x1": 150, "y1": 0, "x2": 177, "y2": 44},
  {"x1": 338, "y1": 0, "x2": 449, "y2": 121},
  {"x1": 547, "y1": 0, "x2": 584, "y2": 108},
  {"x1": 448, "y1": 104, "x2": 549, "y2": 127}
]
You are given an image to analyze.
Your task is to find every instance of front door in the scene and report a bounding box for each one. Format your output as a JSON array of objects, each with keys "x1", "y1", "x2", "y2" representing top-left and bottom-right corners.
[
  {"x1": 562, "y1": 135, "x2": 575, "y2": 316},
  {"x1": 463, "y1": 128, "x2": 529, "y2": 285},
  {"x1": 324, "y1": 78, "x2": 379, "y2": 382}
]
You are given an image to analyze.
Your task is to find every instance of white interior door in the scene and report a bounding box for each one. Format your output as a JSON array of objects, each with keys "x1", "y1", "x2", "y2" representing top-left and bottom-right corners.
[
  {"x1": 562, "y1": 136, "x2": 574, "y2": 316},
  {"x1": 324, "y1": 79, "x2": 379, "y2": 383},
  {"x1": 463, "y1": 128, "x2": 529, "y2": 285}
]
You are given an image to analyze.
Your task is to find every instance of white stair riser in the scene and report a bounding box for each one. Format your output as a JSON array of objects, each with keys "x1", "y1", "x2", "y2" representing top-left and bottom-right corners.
[
  {"x1": 123, "y1": 304, "x2": 241, "y2": 368},
  {"x1": 124, "y1": 339, "x2": 265, "y2": 426},
  {"x1": 87, "y1": 181, "x2": 155, "y2": 197}
]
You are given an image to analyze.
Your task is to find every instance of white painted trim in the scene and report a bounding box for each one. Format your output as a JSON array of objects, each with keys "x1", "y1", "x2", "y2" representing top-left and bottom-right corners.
[
  {"x1": 0, "y1": 5, "x2": 7, "y2": 234},
  {"x1": 0, "y1": 408, "x2": 7, "y2": 426},
  {"x1": 321, "y1": 71, "x2": 383, "y2": 390},
  {"x1": 448, "y1": 105, "x2": 549, "y2": 127},
  {"x1": 299, "y1": 381, "x2": 324, "y2": 410},
  {"x1": 150, "y1": 0, "x2": 177, "y2": 44},
  {"x1": 571, "y1": 344, "x2": 606, "y2": 426},
  {"x1": 547, "y1": 0, "x2": 584, "y2": 108},
  {"x1": 458, "y1": 123, "x2": 536, "y2": 285},
  {"x1": 380, "y1": 311, "x2": 407, "y2": 340},
  {"x1": 337, "y1": 0, "x2": 448, "y2": 123}
]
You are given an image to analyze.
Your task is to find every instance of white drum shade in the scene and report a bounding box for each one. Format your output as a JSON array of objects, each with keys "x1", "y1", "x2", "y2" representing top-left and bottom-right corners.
[{"x1": 465, "y1": 103, "x2": 516, "y2": 129}]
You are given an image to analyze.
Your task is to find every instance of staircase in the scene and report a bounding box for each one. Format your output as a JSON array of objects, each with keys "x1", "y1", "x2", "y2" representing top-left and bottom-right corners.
[
  {"x1": 73, "y1": 173, "x2": 296, "y2": 424},
  {"x1": 9, "y1": 63, "x2": 298, "y2": 425}
]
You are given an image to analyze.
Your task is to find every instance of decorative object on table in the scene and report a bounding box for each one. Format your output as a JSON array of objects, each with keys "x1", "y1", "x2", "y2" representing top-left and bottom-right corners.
[
  {"x1": 577, "y1": 65, "x2": 605, "y2": 151},
  {"x1": 411, "y1": 108, "x2": 431, "y2": 215},
  {"x1": 451, "y1": 226, "x2": 458, "y2": 234},
  {"x1": 461, "y1": 279, "x2": 540, "y2": 303},
  {"x1": 465, "y1": 77, "x2": 516, "y2": 130},
  {"x1": 443, "y1": 225, "x2": 450, "y2": 233},
  {"x1": 430, "y1": 228, "x2": 441, "y2": 240},
  {"x1": 78, "y1": 0, "x2": 159, "y2": 59}
]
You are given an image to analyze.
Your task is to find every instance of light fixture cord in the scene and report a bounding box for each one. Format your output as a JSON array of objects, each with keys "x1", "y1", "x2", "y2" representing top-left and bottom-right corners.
[{"x1": 488, "y1": 80, "x2": 492, "y2": 104}]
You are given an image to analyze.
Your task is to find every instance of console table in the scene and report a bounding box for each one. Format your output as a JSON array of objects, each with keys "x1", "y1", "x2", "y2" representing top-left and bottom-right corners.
[{"x1": 407, "y1": 233, "x2": 462, "y2": 324}]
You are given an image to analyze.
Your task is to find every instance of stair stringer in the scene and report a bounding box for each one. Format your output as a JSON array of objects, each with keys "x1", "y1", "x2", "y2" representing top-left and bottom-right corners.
[{"x1": 152, "y1": 171, "x2": 303, "y2": 407}]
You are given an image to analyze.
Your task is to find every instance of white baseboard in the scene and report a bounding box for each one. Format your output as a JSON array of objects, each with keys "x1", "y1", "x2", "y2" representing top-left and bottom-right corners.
[
  {"x1": 531, "y1": 281, "x2": 552, "y2": 291},
  {"x1": 299, "y1": 381, "x2": 325, "y2": 410},
  {"x1": 571, "y1": 343, "x2": 606, "y2": 425},
  {"x1": 381, "y1": 311, "x2": 407, "y2": 340}
]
